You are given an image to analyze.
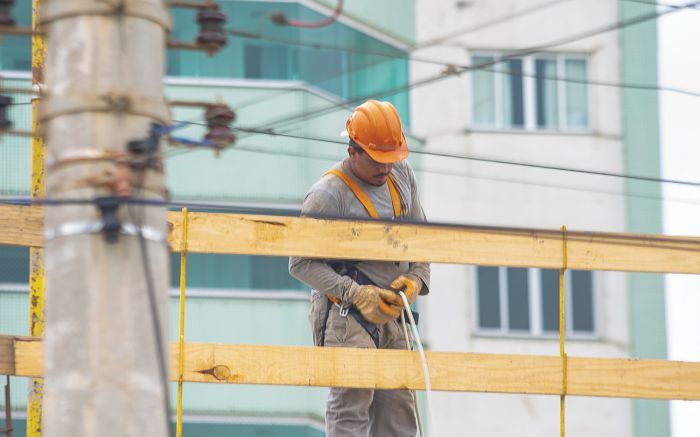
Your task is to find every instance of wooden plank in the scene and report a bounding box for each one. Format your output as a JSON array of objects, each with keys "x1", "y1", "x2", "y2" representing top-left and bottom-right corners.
[
  {"x1": 4, "y1": 336, "x2": 700, "y2": 400},
  {"x1": 3, "y1": 204, "x2": 700, "y2": 274},
  {"x1": 0, "y1": 204, "x2": 43, "y2": 247},
  {"x1": 166, "y1": 211, "x2": 700, "y2": 274}
]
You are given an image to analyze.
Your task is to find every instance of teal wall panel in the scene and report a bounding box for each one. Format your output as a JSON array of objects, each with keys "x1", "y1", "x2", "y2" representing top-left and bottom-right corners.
[
  {"x1": 314, "y1": 0, "x2": 415, "y2": 45},
  {"x1": 167, "y1": 297, "x2": 312, "y2": 345},
  {"x1": 619, "y1": 1, "x2": 669, "y2": 436},
  {"x1": 168, "y1": 1, "x2": 410, "y2": 120}
]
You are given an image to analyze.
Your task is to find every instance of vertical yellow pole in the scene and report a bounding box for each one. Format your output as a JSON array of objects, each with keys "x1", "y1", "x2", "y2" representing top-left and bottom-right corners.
[
  {"x1": 176, "y1": 208, "x2": 189, "y2": 437},
  {"x1": 27, "y1": 1, "x2": 46, "y2": 436},
  {"x1": 559, "y1": 225, "x2": 568, "y2": 437}
]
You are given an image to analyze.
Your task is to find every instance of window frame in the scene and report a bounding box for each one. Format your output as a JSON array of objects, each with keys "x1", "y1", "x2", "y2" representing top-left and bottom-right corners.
[
  {"x1": 473, "y1": 266, "x2": 599, "y2": 340},
  {"x1": 469, "y1": 51, "x2": 591, "y2": 133}
]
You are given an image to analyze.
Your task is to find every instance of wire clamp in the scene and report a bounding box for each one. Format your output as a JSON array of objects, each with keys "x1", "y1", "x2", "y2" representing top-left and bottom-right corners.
[
  {"x1": 96, "y1": 196, "x2": 122, "y2": 243},
  {"x1": 44, "y1": 218, "x2": 166, "y2": 245}
]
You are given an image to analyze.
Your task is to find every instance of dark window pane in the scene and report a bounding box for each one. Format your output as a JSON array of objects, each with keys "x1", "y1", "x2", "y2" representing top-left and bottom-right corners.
[
  {"x1": 0, "y1": 1, "x2": 31, "y2": 71},
  {"x1": 572, "y1": 270, "x2": 594, "y2": 332},
  {"x1": 171, "y1": 254, "x2": 305, "y2": 290},
  {"x1": 0, "y1": 246, "x2": 29, "y2": 283},
  {"x1": 541, "y1": 269, "x2": 560, "y2": 332},
  {"x1": 535, "y1": 59, "x2": 558, "y2": 128},
  {"x1": 504, "y1": 59, "x2": 524, "y2": 127},
  {"x1": 252, "y1": 256, "x2": 304, "y2": 290},
  {"x1": 507, "y1": 268, "x2": 529, "y2": 330},
  {"x1": 244, "y1": 45, "x2": 288, "y2": 80},
  {"x1": 171, "y1": 253, "x2": 252, "y2": 289},
  {"x1": 244, "y1": 45, "x2": 262, "y2": 78},
  {"x1": 477, "y1": 266, "x2": 501, "y2": 329}
]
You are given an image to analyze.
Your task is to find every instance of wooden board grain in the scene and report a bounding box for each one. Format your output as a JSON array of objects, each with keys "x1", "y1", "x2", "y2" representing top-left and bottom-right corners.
[
  {"x1": 2, "y1": 205, "x2": 700, "y2": 273},
  {"x1": 0, "y1": 204, "x2": 44, "y2": 247},
  {"x1": 3, "y1": 336, "x2": 699, "y2": 400}
]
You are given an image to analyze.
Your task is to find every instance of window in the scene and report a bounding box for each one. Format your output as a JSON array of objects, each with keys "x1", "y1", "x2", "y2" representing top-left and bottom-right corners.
[
  {"x1": 476, "y1": 266, "x2": 595, "y2": 337},
  {"x1": 244, "y1": 45, "x2": 292, "y2": 80},
  {"x1": 471, "y1": 53, "x2": 589, "y2": 131},
  {"x1": 170, "y1": 253, "x2": 306, "y2": 291}
]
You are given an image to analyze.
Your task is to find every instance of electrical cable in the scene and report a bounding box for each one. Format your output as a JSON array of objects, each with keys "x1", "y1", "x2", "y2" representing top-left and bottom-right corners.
[
  {"x1": 624, "y1": 0, "x2": 700, "y2": 9},
  {"x1": 164, "y1": 139, "x2": 700, "y2": 208},
  {"x1": 125, "y1": 145, "x2": 174, "y2": 437},
  {"x1": 241, "y1": 0, "x2": 700, "y2": 133},
  {"x1": 227, "y1": 28, "x2": 700, "y2": 100},
  {"x1": 272, "y1": 0, "x2": 343, "y2": 28},
  {"x1": 161, "y1": 124, "x2": 700, "y2": 208},
  {"x1": 169, "y1": 120, "x2": 700, "y2": 189},
  {"x1": 228, "y1": 0, "x2": 577, "y2": 112},
  {"x1": 412, "y1": 0, "x2": 577, "y2": 50}
]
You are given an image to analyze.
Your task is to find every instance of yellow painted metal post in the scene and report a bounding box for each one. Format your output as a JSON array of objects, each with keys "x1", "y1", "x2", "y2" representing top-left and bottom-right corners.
[
  {"x1": 176, "y1": 208, "x2": 189, "y2": 437},
  {"x1": 27, "y1": 1, "x2": 46, "y2": 436},
  {"x1": 559, "y1": 225, "x2": 568, "y2": 437}
]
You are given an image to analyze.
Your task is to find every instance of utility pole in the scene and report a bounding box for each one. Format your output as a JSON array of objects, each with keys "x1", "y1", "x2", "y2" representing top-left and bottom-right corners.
[{"x1": 41, "y1": 1, "x2": 171, "y2": 436}]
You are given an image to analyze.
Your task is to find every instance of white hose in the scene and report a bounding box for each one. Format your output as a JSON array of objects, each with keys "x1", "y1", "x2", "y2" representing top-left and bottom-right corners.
[
  {"x1": 400, "y1": 311, "x2": 425, "y2": 437},
  {"x1": 398, "y1": 291, "x2": 436, "y2": 437}
]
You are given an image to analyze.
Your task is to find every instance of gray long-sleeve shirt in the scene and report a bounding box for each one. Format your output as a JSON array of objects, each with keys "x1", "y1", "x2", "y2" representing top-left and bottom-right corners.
[{"x1": 289, "y1": 159, "x2": 430, "y2": 304}]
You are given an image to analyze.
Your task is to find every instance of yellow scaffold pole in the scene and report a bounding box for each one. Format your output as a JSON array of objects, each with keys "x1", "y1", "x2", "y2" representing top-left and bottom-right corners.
[
  {"x1": 27, "y1": 1, "x2": 46, "y2": 435},
  {"x1": 176, "y1": 208, "x2": 189, "y2": 437},
  {"x1": 559, "y1": 225, "x2": 568, "y2": 437}
]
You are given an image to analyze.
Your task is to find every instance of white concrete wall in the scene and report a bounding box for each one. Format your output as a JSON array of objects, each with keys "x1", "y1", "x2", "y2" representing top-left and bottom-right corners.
[{"x1": 412, "y1": 1, "x2": 632, "y2": 436}]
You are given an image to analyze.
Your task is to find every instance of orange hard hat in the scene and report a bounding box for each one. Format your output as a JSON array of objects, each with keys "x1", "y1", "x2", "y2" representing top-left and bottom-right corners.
[{"x1": 345, "y1": 100, "x2": 408, "y2": 163}]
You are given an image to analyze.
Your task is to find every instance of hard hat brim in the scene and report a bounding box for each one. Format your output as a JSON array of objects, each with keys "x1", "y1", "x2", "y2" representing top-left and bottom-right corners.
[{"x1": 361, "y1": 142, "x2": 409, "y2": 163}]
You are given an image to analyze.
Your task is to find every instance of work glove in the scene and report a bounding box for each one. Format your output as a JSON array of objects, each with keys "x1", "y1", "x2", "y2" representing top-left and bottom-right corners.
[
  {"x1": 390, "y1": 274, "x2": 422, "y2": 306},
  {"x1": 348, "y1": 283, "x2": 403, "y2": 325}
]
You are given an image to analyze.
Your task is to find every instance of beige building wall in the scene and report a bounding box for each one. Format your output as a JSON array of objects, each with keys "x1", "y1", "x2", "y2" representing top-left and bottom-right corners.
[{"x1": 411, "y1": 1, "x2": 633, "y2": 435}]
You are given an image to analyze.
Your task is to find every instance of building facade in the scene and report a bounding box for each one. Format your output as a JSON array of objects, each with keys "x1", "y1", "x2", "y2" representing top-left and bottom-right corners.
[
  {"x1": 0, "y1": 1, "x2": 670, "y2": 436},
  {"x1": 411, "y1": 0, "x2": 667, "y2": 436}
]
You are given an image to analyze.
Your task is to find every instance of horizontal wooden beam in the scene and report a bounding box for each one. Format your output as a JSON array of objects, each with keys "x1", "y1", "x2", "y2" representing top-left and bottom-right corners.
[
  {"x1": 2, "y1": 204, "x2": 700, "y2": 273},
  {"x1": 2, "y1": 336, "x2": 699, "y2": 401},
  {"x1": 0, "y1": 204, "x2": 43, "y2": 247}
]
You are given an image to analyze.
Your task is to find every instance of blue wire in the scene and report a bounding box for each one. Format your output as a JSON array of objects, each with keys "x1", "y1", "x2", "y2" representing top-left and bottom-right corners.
[{"x1": 169, "y1": 135, "x2": 217, "y2": 148}]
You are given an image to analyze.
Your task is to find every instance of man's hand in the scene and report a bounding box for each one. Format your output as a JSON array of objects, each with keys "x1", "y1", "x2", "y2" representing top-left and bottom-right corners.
[
  {"x1": 390, "y1": 274, "x2": 422, "y2": 306},
  {"x1": 348, "y1": 283, "x2": 403, "y2": 325}
]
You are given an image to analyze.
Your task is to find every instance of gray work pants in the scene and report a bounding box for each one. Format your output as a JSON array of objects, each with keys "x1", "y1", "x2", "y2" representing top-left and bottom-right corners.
[{"x1": 309, "y1": 292, "x2": 417, "y2": 437}]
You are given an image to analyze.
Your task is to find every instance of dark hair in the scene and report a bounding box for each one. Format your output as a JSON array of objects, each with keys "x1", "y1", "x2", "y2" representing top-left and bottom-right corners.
[{"x1": 349, "y1": 139, "x2": 364, "y2": 154}]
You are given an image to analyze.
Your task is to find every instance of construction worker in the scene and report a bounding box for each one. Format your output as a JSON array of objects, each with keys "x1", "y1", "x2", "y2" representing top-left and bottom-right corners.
[{"x1": 289, "y1": 99, "x2": 430, "y2": 436}]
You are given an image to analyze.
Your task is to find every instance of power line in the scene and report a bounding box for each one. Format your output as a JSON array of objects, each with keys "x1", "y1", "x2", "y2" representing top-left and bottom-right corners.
[
  {"x1": 412, "y1": 0, "x2": 577, "y2": 50},
  {"x1": 199, "y1": 142, "x2": 700, "y2": 208},
  {"x1": 229, "y1": 0, "x2": 578, "y2": 112},
  {"x1": 623, "y1": 0, "x2": 700, "y2": 9},
  {"x1": 227, "y1": 27, "x2": 700, "y2": 99},
  {"x1": 234, "y1": 127, "x2": 700, "y2": 188},
  {"x1": 168, "y1": 120, "x2": 700, "y2": 189},
  {"x1": 247, "y1": 0, "x2": 700, "y2": 133}
]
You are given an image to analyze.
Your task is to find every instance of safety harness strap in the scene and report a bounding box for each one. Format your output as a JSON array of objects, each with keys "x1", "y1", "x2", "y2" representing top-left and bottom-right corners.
[
  {"x1": 387, "y1": 176, "x2": 402, "y2": 218},
  {"x1": 324, "y1": 169, "x2": 402, "y2": 218}
]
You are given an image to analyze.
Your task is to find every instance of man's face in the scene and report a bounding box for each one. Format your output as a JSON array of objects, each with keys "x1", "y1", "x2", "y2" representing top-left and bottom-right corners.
[{"x1": 348, "y1": 147, "x2": 393, "y2": 186}]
